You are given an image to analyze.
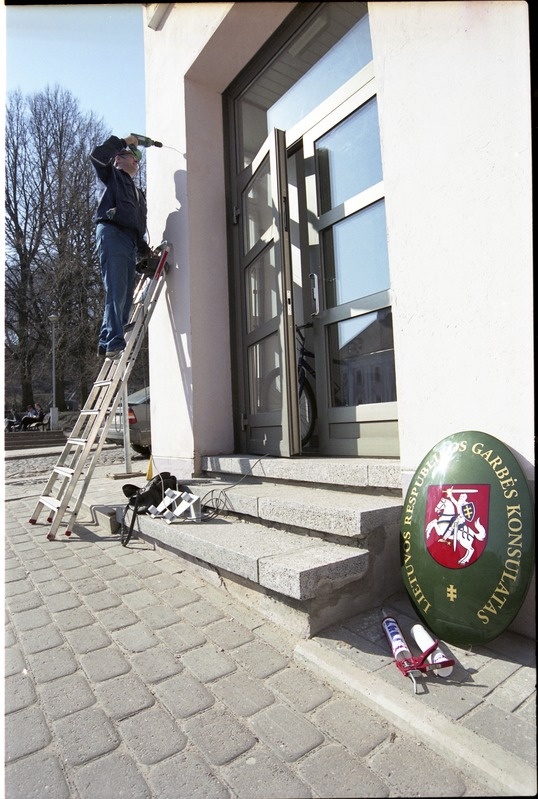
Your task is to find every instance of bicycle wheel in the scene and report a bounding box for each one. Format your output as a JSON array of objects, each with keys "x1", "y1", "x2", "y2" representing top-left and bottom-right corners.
[{"x1": 299, "y1": 377, "x2": 317, "y2": 446}]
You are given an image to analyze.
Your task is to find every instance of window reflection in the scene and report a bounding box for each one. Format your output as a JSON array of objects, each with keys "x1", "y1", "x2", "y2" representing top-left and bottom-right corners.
[
  {"x1": 249, "y1": 334, "x2": 281, "y2": 413},
  {"x1": 246, "y1": 247, "x2": 279, "y2": 333},
  {"x1": 316, "y1": 99, "x2": 382, "y2": 214},
  {"x1": 243, "y1": 156, "x2": 272, "y2": 254},
  {"x1": 323, "y1": 201, "x2": 390, "y2": 308},
  {"x1": 327, "y1": 310, "x2": 396, "y2": 407}
]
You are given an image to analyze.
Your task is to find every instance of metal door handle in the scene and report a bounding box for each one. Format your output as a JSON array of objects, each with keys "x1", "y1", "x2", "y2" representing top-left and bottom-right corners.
[{"x1": 309, "y1": 273, "x2": 319, "y2": 317}]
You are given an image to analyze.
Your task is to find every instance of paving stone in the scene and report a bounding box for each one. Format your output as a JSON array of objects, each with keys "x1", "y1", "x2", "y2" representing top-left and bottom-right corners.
[
  {"x1": 59, "y1": 564, "x2": 94, "y2": 581},
  {"x1": 93, "y1": 673, "x2": 156, "y2": 720},
  {"x1": 72, "y1": 749, "x2": 152, "y2": 799},
  {"x1": 106, "y1": 574, "x2": 146, "y2": 594},
  {"x1": 182, "y1": 703, "x2": 257, "y2": 765},
  {"x1": 147, "y1": 750, "x2": 229, "y2": 799},
  {"x1": 120, "y1": 588, "x2": 161, "y2": 611},
  {"x1": 221, "y1": 745, "x2": 312, "y2": 799},
  {"x1": 179, "y1": 599, "x2": 227, "y2": 627},
  {"x1": 79, "y1": 646, "x2": 132, "y2": 682},
  {"x1": 156, "y1": 621, "x2": 207, "y2": 652},
  {"x1": 118, "y1": 706, "x2": 188, "y2": 764},
  {"x1": 368, "y1": 735, "x2": 467, "y2": 797},
  {"x1": 487, "y1": 665, "x2": 536, "y2": 712},
  {"x1": 66, "y1": 576, "x2": 107, "y2": 596},
  {"x1": 111, "y1": 622, "x2": 160, "y2": 653},
  {"x1": 37, "y1": 578, "x2": 72, "y2": 596},
  {"x1": 143, "y1": 572, "x2": 189, "y2": 594},
  {"x1": 65, "y1": 624, "x2": 112, "y2": 654},
  {"x1": 4, "y1": 645, "x2": 27, "y2": 677},
  {"x1": 250, "y1": 703, "x2": 325, "y2": 762},
  {"x1": 44, "y1": 591, "x2": 82, "y2": 613},
  {"x1": 5, "y1": 577, "x2": 35, "y2": 596},
  {"x1": 130, "y1": 646, "x2": 183, "y2": 684},
  {"x1": 5, "y1": 671, "x2": 37, "y2": 713},
  {"x1": 96, "y1": 604, "x2": 140, "y2": 631},
  {"x1": 5, "y1": 749, "x2": 71, "y2": 799},
  {"x1": 52, "y1": 706, "x2": 120, "y2": 766},
  {"x1": 211, "y1": 670, "x2": 275, "y2": 717},
  {"x1": 27, "y1": 645, "x2": 78, "y2": 682},
  {"x1": 181, "y1": 644, "x2": 237, "y2": 682},
  {"x1": 232, "y1": 639, "x2": 289, "y2": 678},
  {"x1": 312, "y1": 698, "x2": 390, "y2": 756},
  {"x1": 83, "y1": 589, "x2": 122, "y2": 611},
  {"x1": 52, "y1": 606, "x2": 95, "y2": 632},
  {"x1": 37, "y1": 672, "x2": 96, "y2": 720},
  {"x1": 205, "y1": 618, "x2": 255, "y2": 650},
  {"x1": 299, "y1": 743, "x2": 389, "y2": 798},
  {"x1": 461, "y1": 702, "x2": 537, "y2": 766},
  {"x1": 160, "y1": 585, "x2": 200, "y2": 607},
  {"x1": 266, "y1": 664, "x2": 332, "y2": 712},
  {"x1": 5, "y1": 705, "x2": 52, "y2": 762},
  {"x1": 19, "y1": 623, "x2": 65, "y2": 655},
  {"x1": 153, "y1": 672, "x2": 214, "y2": 718},
  {"x1": 137, "y1": 603, "x2": 183, "y2": 629},
  {"x1": 10, "y1": 606, "x2": 53, "y2": 632},
  {"x1": 5, "y1": 590, "x2": 44, "y2": 614}
]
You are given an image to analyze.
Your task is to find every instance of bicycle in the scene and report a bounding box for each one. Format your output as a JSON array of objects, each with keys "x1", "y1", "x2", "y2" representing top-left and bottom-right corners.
[{"x1": 263, "y1": 323, "x2": 317, "y2": 446}]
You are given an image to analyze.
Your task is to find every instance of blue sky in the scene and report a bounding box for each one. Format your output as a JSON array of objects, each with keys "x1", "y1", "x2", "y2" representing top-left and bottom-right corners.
[{"x1": 5, "y1": 4, "x2": 146, "y2": 137}]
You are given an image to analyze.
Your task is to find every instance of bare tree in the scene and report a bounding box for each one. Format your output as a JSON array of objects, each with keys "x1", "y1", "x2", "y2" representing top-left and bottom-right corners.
[{"x1": 5, "y1": 86, "x2": 109, "y2": 410}]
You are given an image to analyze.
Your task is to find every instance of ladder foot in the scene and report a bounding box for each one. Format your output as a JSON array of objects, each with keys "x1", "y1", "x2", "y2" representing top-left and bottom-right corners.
[
  {"x1": 29, "y1": 518, "x2": 37, "y2": 525},
  {"x1": 47, "y1": 516, "x2": 54, "y2": 524},
  {"x1": 46, "y1": 533, "x2": 56, "y2": 541},
  {"x1": 65, "y1": 530, "x2": 73, "y2": 537}
]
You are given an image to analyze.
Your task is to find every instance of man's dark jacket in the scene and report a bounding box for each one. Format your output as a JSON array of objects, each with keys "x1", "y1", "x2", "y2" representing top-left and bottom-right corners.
[{"x1": 90, "y1": 136, "x2": 149, "y2": 253}]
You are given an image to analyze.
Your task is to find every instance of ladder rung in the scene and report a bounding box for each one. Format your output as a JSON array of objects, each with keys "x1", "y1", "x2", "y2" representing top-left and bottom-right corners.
[
  {"x1": 80, "y1": 410, "x2": 100, "y2": 416},
  {"x1": 94, "y1": 380, "x2": 113, "y2": 388},
  {"x1": 54, "y1": 466, "x2": 75, "y2": 478},
  {"x1": 67, "y1": 438, "x2": 88, "y2": 446},
  {"x1": 39, "y1": 496, "x2": 62, "y2": 511}
]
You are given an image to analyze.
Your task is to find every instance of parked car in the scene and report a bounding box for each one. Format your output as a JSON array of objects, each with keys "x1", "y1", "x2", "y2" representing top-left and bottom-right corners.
[{"x1": 106, "y1": 387, "x2": 151, "y2": 456}]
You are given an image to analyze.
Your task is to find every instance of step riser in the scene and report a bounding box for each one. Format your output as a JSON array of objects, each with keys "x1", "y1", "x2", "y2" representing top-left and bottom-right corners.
[{"x1": 5, "y1": 433, "x2": 66, "y2": 450}]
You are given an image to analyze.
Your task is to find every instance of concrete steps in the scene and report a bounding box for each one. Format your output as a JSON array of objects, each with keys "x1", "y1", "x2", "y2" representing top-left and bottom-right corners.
[
  {"x1": 122, "y1": 455, "x2": 404, "y2": 636},
  {"x1": 4, "y1": 430, "x2": 66, "y2": 450}
]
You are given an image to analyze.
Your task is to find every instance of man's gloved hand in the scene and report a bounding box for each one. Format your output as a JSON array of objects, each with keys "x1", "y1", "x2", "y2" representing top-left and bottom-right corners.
[{"x1": 137, "y1": 241, "x2": 152, "y2": 259}]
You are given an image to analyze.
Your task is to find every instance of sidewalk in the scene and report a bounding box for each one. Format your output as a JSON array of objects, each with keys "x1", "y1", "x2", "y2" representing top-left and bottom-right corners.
[{"x1": 4, "y1": 459, "x2": 536, "y2": 797}]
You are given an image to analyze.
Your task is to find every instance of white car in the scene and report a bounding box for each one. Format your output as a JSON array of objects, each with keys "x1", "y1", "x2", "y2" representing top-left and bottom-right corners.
[{"x1": 106, "y1": 387, "x2": 151, "y2": 456}]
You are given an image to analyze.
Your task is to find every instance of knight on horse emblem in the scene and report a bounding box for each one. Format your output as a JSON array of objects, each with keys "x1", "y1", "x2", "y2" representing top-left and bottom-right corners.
[{"x1": 425, "y1": 484, "x2": 489, "y2": 568}]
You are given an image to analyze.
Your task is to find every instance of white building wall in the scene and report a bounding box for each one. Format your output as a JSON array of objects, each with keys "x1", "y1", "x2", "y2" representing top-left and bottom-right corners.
[{"x1": 368, "y1": 1, "x2": 533, "y2": 491}]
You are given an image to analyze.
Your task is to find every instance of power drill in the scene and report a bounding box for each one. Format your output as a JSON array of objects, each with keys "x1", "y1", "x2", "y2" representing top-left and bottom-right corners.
[{"x1": 131, "y1": 133, "x2": 163, "y2": 148}]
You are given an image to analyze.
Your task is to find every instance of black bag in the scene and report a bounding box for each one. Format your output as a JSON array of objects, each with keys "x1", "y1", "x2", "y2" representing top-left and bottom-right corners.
[{"x1": 122, "y1": 472, "x2": 179, "y2": 514}]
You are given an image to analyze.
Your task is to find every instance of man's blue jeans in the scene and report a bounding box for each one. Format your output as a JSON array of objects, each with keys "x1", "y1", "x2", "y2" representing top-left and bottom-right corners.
[{"x1": 96, "y1": 223, "x2": 137, "y2": 352}]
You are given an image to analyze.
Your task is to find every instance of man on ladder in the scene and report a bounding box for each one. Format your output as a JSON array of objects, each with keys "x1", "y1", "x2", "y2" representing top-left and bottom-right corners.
[
  {"x1": 90, "y1": 133, "x2": 152, "y2": 359},
  {"x1": 29, "y1": 131, "x2": 171, "y2": 541}
]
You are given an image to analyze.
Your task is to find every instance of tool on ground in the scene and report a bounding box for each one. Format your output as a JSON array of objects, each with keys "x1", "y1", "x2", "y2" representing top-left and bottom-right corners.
[
  {"x1": 382, "y1": 611, "x2": 455, "y2": 693},
  {"x1": 29, "y1": 243, "x2": 171, "y2": 541},
  {"x1": 131, "y1": 133, "x2": 163, "y2": 148},
  {"x1": 411, "y1": 623, "x2": 453, "y2": 678}
]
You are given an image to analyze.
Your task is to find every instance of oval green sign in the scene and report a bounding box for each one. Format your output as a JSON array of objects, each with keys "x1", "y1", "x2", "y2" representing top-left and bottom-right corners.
[{"x1": 401, "y1": 431, "x2": 534, "y2": 647}]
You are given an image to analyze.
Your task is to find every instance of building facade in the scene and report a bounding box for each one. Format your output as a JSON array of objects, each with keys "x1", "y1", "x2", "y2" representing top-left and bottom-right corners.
[{"x1": 142, "y1": 2, "x2": 533, "y2": 626}]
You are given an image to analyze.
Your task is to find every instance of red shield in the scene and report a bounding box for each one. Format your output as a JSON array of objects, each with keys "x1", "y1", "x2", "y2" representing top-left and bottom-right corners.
[{"x1": 424, "y1": 484, "x2": 490, "y2": 569}]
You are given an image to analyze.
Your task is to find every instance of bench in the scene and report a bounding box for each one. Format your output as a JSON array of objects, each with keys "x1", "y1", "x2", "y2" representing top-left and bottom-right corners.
[{"x1": 27, "y1": 412, "x2": 51, "y2": 431}]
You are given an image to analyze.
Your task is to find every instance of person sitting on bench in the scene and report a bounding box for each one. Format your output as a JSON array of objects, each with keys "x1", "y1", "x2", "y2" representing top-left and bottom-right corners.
[{"x1": 21, "y1": 404, "x2": 44, "y2": 430}]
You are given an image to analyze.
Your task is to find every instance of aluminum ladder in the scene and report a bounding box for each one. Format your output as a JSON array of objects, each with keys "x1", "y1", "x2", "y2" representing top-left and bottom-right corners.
[{"x1": 29, "y1": 242, "x2": 171, "y2": 541}]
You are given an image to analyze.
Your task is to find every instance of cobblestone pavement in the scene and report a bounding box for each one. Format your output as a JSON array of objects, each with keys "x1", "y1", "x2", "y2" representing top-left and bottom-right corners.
[{"x1": 4, "y1": 450, "x2": 535, "y2": 797}]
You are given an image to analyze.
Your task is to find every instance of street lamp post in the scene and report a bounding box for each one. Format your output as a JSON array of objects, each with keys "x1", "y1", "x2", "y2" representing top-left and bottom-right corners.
[{"x1": 48, "y1": 314, "x2": 59, "y2": 431}]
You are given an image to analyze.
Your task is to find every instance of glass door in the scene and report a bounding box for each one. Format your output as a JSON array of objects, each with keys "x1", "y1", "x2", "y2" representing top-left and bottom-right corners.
[
  {"x1": 303, "y1": 83, "x2": 399, "y2": 456},
  {"x1": 237, "y1": 129, "x2": 300, "y2": 456}
]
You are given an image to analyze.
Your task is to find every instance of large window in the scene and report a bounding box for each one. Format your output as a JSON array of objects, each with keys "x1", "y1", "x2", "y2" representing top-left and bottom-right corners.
[{"x1": 236, "y1": 2, "x2": 370, "y2": 169}]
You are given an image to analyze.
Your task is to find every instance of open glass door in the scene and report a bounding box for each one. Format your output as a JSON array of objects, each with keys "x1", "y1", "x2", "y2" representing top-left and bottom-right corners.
[
  {"x1": 238, "y1": 129, "x2": 300, "y2": 456},
  {"x1": 303, "y1": 82, "x2": 399, "y2": 456}
]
